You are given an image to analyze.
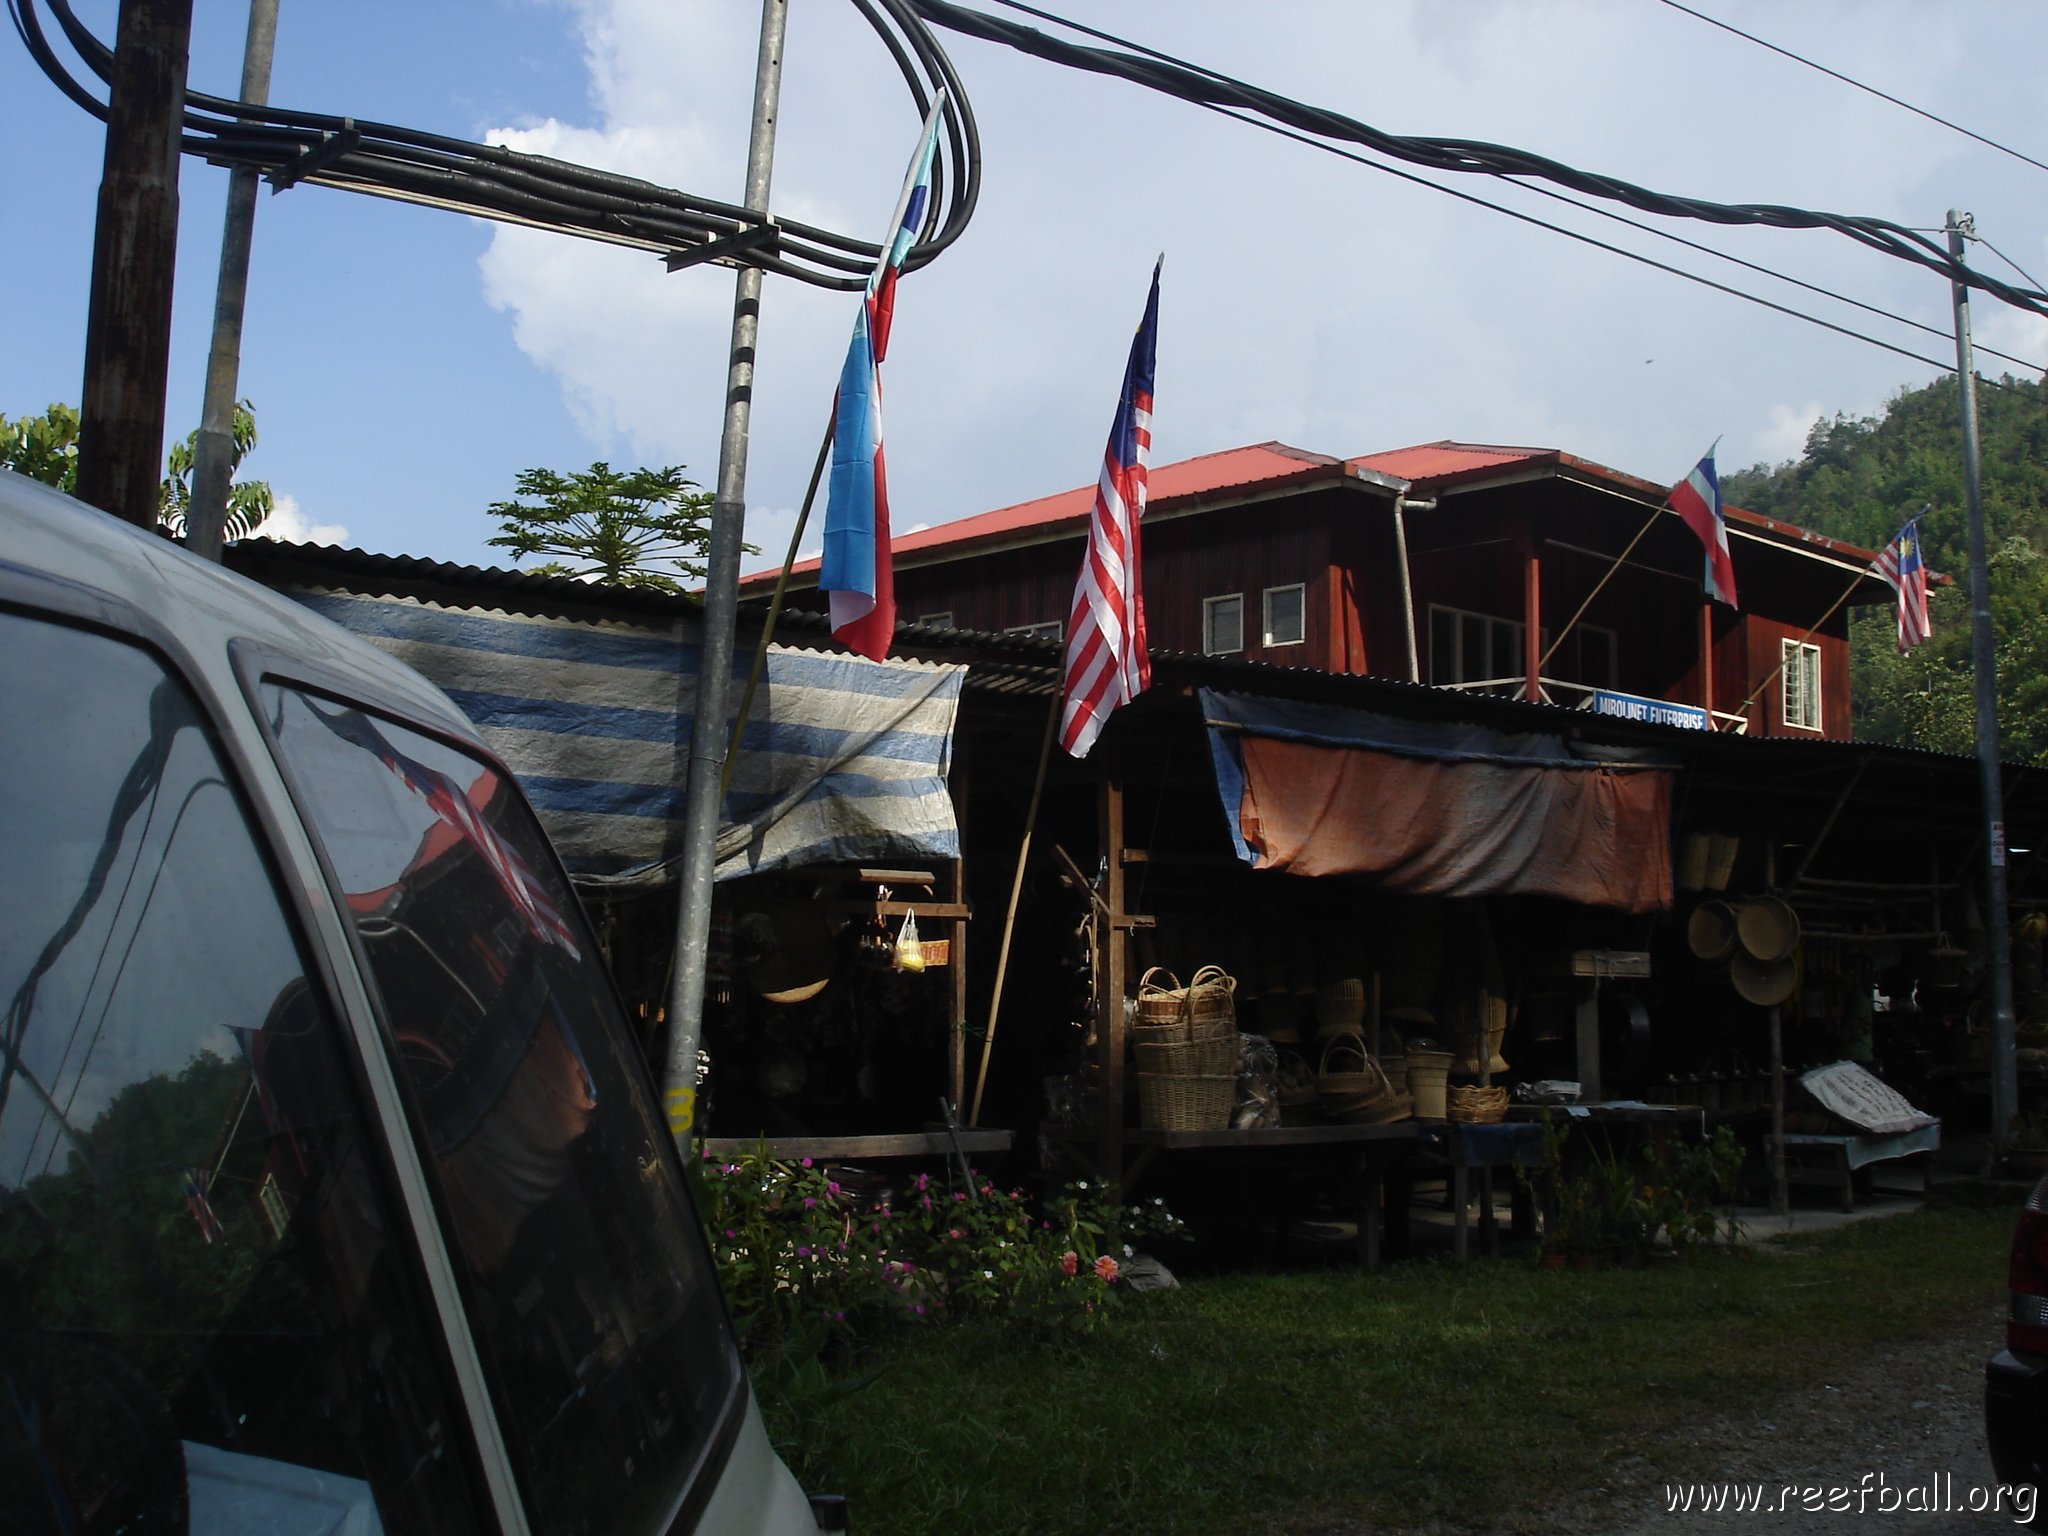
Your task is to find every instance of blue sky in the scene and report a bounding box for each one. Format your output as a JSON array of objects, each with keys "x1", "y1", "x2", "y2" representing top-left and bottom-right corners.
[{"x1": 6, "y1": 1, "x2": 2047, "y2": 574}]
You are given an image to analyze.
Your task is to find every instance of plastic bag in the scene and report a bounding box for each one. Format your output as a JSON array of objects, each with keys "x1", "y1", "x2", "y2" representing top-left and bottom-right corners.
[{"x1": 893, "y1": 908, "x2": 925, "y2": 972}]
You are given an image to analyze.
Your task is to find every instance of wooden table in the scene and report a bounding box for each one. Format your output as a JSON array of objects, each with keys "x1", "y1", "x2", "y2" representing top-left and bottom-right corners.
[
  {"x1": 1042, "y1": 1122, "x2": 1423, "y2": 1265},
  {"x1": 700, "y1": 1128, "x2": 1013, "y2": 1162}
]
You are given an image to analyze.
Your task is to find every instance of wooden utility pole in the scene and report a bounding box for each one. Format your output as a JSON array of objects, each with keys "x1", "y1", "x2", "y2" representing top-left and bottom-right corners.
[{"x1": 77, "y1": 0, "x2": 193, "y2": 528}]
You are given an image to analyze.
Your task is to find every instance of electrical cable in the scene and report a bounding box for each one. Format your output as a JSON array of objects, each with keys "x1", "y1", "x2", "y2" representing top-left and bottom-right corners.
[
  {"x1": 916, "y1": 0, "x2": 2048, "y2": 321},
  {"x1": 7, "y1": 0, "x2": 981, "y2": 291},
  {"x1": 1197, "y1": 99, "x2": 2034, "y2": 392},
  {"x1": 1977, "y1": 235, "x2": 2048, "y2": 305},
  {"x1": 1654, "y1": 0, "x2": 2048, "y2": 178}
]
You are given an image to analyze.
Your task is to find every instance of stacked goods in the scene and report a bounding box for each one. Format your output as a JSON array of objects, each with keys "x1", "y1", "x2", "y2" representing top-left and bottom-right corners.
[
  {"x1": 1313, "y1": 977, "x2": 1366, "y2": 1041},
  {"x1": 1132, "y1": 966, "x2": 1238, "y2": 1130}
]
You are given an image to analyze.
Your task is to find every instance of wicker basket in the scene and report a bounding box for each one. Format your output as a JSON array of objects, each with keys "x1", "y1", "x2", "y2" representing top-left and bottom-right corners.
[
  {"x1": 1313, "y1": 977, "x2": 1367, "y2": 1037},
  {"x1": 1135, "y1": 967, "x2": 1193, "y2": 1033},
  {"x1": 1445, "y1": 1083, "x2": 1510, "y2": 1124},
  {"x1": 1134, "y1": 1035, "x2": 1238, "y2": 1078},
  {"x1": 1184, "y1": 965, "x2": 1238, "y2": 1040},
  {"x1": 1137, "y1": 1071, "x2": 1234, "y2": 1130},
  {"x1": 1316, "y1": 1031, "x2": 1409, "y2": 1122}
]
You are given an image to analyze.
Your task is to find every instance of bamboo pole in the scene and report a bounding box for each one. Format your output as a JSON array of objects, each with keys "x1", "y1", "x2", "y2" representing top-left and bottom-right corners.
[
  {"x1": 1536, "y1": 502, "x2": 1665, "y2": 673},
  {"x1": 1731, "y1": 568, "x2": 1867, "y2": 721},
  {"x1": 968, "y1": 690, "x2": 1061, "y2": 1126}
]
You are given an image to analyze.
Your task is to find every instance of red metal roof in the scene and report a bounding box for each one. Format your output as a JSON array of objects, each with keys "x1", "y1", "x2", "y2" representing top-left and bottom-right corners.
[{"x1": 739, "y1": 437, "x2": 1889, "y2": 588}]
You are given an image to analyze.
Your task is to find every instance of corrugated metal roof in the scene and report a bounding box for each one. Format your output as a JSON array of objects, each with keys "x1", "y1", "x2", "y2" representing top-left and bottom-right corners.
[{"x1": 737, "y1": 437, "x2": 1893, "y2": 592}]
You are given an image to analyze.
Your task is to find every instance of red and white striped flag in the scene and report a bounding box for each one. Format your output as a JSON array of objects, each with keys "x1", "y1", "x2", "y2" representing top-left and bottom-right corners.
[
  {"x1": 1873, "y1": 514, "x2": 1931, "y2": 652},
  {"x1": 1060, "y1": 261, "x2": 1161, "y2": 758}
]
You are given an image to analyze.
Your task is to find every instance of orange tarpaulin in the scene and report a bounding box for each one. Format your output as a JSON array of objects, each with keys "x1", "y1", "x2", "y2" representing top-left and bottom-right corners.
[{"x1": 1235, "y1": 735, "x2": 1673, "y2": 913}]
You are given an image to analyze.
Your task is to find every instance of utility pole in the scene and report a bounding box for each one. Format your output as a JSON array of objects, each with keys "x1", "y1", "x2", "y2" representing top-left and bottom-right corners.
[
  {"x1": 1948, "y1": 208, "x2": 2019, "y2": 1148},
  {"x1": 661, "y1": 0, "x2": 788, "y2": 1143},
  {"x1": 76, "y1": 0, "x2": 193, "y2": 528},
  {"x1": 185, "y1": 0, "x2": 280, "y2": 562}
]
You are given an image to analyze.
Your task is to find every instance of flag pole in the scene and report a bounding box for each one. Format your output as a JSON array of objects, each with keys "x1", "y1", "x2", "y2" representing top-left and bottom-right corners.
[
  {"x1": 1536, "y1": 501, "x2": 1665, "y2": 673},
  {"x1": 1729, "y1": 567, "x2": 1867, "y2": 722},
  {"x1": 969, "y1": 688, "x2": 1060, "y2": 1126},
  {"x1": 722, "y1": 417, "x2": 834, "y2": 795}
]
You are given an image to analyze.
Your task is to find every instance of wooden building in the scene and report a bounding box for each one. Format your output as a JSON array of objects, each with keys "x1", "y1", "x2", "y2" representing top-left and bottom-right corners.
[{"x1": 740, "y1": 440, "x2": 1902, "y2": 740}]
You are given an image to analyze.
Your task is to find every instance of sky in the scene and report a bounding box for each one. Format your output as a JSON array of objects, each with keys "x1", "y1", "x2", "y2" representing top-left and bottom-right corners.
[{"x1": 6, "y1": 0, "x2": 2048, "y2": 576}]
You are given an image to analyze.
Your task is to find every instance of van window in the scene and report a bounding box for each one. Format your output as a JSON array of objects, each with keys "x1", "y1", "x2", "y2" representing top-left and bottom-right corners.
[
  {"x1": 0, "y1": 611, "x2": 483, "y2": 1533},
  {"x1": 263, "y1": 686, "x2": 739, "y2": 1536}
]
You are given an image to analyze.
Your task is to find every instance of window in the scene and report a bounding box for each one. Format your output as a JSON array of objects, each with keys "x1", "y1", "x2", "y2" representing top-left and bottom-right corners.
[
  {"x1": 1263, "y1": 584, "x2": 1305, "y2": 647},
  {"x1": 1782, "y1": 639, "x2": 1822, "y2": 731},
  {"x1": 0, "y1": 612, "x2": 482, "y2": 1534},
  {"x1": 266, "y1": 689, "x2": 738, "y2": 1536},
  {"x1": 1428, "y1": 604, "x2": 1526, "y2": 686},
  {"x1": 918, "y1": 611, "x2": 954, "y2": 629},
  {"x1": 1003, "y1": 620, "x2": 1062, "y2": 641},
  {"x1": 1203, "y1": 594, "x2": 1244, "y2": 655}
]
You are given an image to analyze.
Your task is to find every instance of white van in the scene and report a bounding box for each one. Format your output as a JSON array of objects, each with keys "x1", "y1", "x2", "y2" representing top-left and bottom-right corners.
[{"x1": 0, "y1": 469, "x2": 829, "y2": 1534}]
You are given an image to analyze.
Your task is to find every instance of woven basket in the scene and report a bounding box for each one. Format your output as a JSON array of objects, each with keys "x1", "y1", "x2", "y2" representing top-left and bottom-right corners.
[
  {"x1": 1134, "y1": 1035, "x2": 1237, "y2": 1078},
  {"x1": 1316, "y1": 1031, "x2": 1407, "y2": 1122},
  {"x1": 1135, "y1": 967, "x2": 1193, "y2": 1033},
  {"x1": 1137, "y1": 1071, "x2": 1234, "y2": 1130},
  {"x1": 1313, "y1": 977, "x2": 1367, "y2": 1037},
  {"x1": 1446, "y1": 1083, "x2": 1510, "y2": 1124},
  {"x1": 1184, "y1": 965, "x2": 1238, "y2": 1039}
]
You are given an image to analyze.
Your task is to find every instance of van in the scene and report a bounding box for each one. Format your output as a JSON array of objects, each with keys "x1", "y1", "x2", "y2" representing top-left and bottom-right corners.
[{"x1": 0, "y1": 469, "x2": 829, "y2": 1533}]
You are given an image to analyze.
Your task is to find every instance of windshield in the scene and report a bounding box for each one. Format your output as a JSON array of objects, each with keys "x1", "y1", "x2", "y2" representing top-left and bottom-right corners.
[{"x1": 263, "y1": 683, "x2": 738, "y2": 1536}]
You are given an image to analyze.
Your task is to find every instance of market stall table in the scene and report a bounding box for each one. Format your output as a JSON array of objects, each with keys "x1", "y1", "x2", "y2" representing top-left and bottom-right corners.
[{"x1": 1041, "y1": 1121, "x2": 1423, "y2": 1265}]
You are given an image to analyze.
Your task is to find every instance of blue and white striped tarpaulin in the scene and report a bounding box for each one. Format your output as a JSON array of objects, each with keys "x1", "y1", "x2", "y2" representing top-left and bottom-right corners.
[{"x1": 285, "y1": 589, "x2": 963, "y2": 889}]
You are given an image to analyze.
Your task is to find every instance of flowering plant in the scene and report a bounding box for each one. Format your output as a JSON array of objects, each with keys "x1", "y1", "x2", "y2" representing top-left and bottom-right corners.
[{"x1": 690, "y1": 1149, "x2": 1184, "y2": 1357}]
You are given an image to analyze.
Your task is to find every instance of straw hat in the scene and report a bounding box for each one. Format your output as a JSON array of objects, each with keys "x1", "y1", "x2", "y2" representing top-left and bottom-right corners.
[
  {"x1": 1735, "y1": 895, "x2": 1800, "y2": 963},
  {"x1": 736, "y1": 908, "x2": 837, "y2": 1004}
]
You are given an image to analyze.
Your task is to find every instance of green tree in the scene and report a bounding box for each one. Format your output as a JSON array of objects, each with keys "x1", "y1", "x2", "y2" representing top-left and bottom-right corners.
[
  {"x1": 1723, "y1": 373, "x2": 2048, "y2": 758},
  {"x1": 1, "y1": 402, "x2": 82, "y2": 491},
  {"x1": 3, "y1": 400, "x2": 274, "y2": 540},
  {"x1": 158, "y1": 400, "x2": 274, "y2": 541},
  {"x1": 486, "y1": 461, "x2": 741, "y2": 593}
]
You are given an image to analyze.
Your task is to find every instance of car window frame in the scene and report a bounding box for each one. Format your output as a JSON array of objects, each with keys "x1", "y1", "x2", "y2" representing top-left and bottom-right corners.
[
  {"x1": 0, "y1": 556, "x2": 522, "y2": 1533},
  {"x1": 233, "y1": 640, "x2": 750, "y2": 1536}
]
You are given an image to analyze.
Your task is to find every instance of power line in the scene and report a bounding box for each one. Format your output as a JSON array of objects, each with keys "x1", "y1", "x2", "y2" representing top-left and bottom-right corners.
[
  {"x1": 914, "y1": 0, "x2": 2048, "y2": 320},
  {"x1": 1197, "y1": 99, "x2": 2012, "y2": 388},
  {"x1": 1978, "y1": 234, "x2": 2048, "y2": 302},
  {"x1": 961, "y1": 0, "x2": 2042, "y2": 386},
  {"x1": 1655, "y1": 0, "x2": 2048, "y2": 177}
]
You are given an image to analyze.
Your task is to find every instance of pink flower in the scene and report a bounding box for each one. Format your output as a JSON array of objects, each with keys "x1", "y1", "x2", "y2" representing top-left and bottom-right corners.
[
  {"x1": 800, "y1": 1157, "x2": 814, "y2": 1168},
  {"x1": 1058, "y1": 1251, "x2": 1079, "y2": 1277},
  {"x1": 953, "y1": 1191, "x2": 968, "y2": 1202},
  {"x1": 1094, "y1": 1255, "x2": 1119, "y2": 1284},
  {"x1": 914, "y1": 1172, "x2": 931, "y2": 1192},
  {"x1": 803, "y1": 1197, "x2": 817, "y2": 1210},
  {"x1": 948, "y1": 1228, "x2": 964, "y2": 1240},
  {"x1": 920, "y1": 1194, "x2": 934, "y2": 1212}
]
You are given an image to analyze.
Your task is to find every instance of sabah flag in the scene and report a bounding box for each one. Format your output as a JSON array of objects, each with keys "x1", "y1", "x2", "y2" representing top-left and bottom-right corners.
[
  {"x1": 1668, "y1": 444, "x2": 1738, "y2": 607},
  {"x1": 820, "y1": 100, "x2": 944, "y2": 662}
]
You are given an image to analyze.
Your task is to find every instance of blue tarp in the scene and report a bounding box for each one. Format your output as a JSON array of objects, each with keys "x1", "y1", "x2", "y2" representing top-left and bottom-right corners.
[{"x1": 288, "y1": 590, "x2": 962, "y2": 889}]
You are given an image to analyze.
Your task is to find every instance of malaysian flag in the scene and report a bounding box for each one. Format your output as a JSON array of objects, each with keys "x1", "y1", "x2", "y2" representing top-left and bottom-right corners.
[
  {"x1": 1667, "y1": 444, "x2": 1739, "y2": 607},
  {"x1": 819, "y1": 97, "x2": 945, "y2": 662},
  {"x1": 1873, "y1": 514, "x2": 1931, "y2": 652},
  {"x1": 1060, "y1": 260, "x2": 1161, "y2": 758}
]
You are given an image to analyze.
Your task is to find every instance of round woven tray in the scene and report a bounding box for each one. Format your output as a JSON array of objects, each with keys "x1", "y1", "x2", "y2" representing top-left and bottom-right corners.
[
  {"x1": 1137, "y1": 1071, "x2": 1234, "y2": 1131},
  {"x1": 1316, "y1": 1031, "x2": 1406, "y2": 1121}
]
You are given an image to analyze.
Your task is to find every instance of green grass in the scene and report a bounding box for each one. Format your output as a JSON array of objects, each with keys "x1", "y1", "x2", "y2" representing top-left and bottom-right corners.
[{"x1": 769, "y1": 1195, "x2": 2014, "y2": 1535}]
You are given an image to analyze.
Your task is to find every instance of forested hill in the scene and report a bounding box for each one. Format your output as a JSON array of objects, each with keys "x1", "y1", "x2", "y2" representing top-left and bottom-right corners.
[{"x1": 1719, "y1": 372, "x2": 2048, "y2": 761}]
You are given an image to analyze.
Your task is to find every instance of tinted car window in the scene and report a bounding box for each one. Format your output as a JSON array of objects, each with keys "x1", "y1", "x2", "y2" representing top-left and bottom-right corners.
[
  {"x1": 0, "y1": 610, "x2": 482, "y2": 1534},
  {"x1": 263, "y1": 685, "x2": 737, "y2": 1536}
]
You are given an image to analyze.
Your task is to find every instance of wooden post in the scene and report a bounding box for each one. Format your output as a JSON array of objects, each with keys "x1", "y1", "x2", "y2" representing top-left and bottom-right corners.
[
  {"x1": 949, "y1": 737, "x2": 970, "y2": 1114},
  {"x1": 1522, "y1": 523, "x2": 1543, "y2": 703},
  {"x1": 1098, "y1": 774, "x2": 1128, "y2": 1189},
  {"x1": 1699, "y1": 598, "x2": 1716, "y2": 722}
]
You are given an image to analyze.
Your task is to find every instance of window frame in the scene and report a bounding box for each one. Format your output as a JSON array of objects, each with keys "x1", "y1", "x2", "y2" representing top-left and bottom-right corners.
[
  {"x1": 1203, "y1": 593, "x2": 1245, "y2": 656},
  {"x1": 1262, "y1": 583, "x2": 1306, "y2": 648},
  {"x1": 1781, "y1": 638, "x2": 1822, "y2": 732},
  {"x1": 1003, "y1": 619, "x2": 1063, "y2": 641},
  {"x1": 1427, "y1": 602, "x2": 1527, "y2": 686}
]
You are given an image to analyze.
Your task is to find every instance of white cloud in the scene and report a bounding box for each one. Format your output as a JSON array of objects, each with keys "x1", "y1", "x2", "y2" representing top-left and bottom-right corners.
[
  {"x1": 253, "y1": 494, "x2": 350, "y2": 547},
  {"x1": 1748, "y1": 402, "x2": 1827, "y2": 470}
]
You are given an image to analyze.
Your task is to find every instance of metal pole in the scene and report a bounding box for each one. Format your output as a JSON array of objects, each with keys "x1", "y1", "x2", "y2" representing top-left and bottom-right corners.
[
  {"x1": 186, "y1": 0, "x2": 279, "y2": 562},
  {"x1": 1948, "y1": 209, "x2": 2019, "y2": 1148},
  {"x1": 661, "y1": 0, "x2": 787, "y2": 1143},
  {"x1": 1393, "y1": 495, "x2": 1420, "y2": 682},
  {"x1": 76, "y1": 0, "x2": 193, "y2": 528}
]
